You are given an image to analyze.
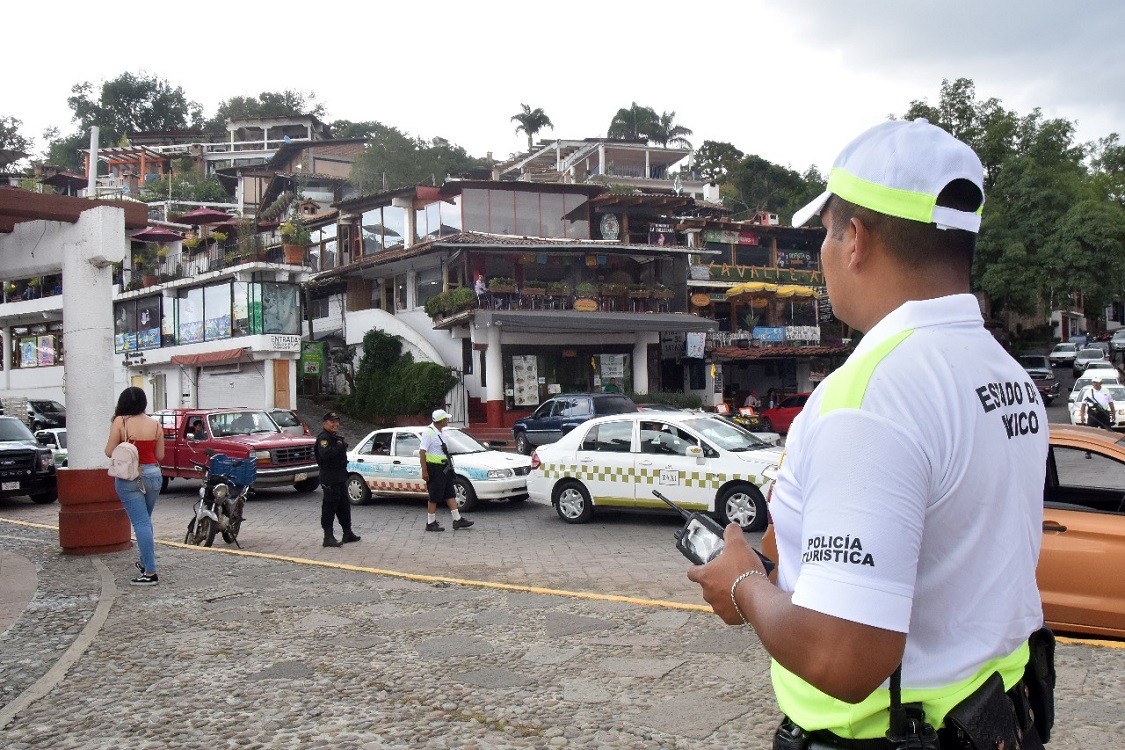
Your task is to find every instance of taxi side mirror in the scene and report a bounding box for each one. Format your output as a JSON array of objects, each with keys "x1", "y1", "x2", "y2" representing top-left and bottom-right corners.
[{"x1": 686, "y1": 445, "x2": 705, "y2": 464}]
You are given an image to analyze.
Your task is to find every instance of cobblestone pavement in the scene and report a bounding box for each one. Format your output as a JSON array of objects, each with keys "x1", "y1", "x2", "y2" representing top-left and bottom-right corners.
[{"x1": 2, "y1": 414, "x2": 1125, "y2": 749}]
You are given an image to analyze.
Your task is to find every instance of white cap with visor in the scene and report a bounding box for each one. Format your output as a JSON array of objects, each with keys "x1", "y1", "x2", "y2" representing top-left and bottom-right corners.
[{"x1": 792, "y1": 119, "x2": 985, "y2": 233}]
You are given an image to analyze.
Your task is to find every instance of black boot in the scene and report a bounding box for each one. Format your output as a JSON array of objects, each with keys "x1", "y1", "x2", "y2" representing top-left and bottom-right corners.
[
  {"x1": 323, "y1": 534, "x2": 342, "y2": 547},
  {"x1": 341, "y1": 530, "x2": 361, "y2": 543}
]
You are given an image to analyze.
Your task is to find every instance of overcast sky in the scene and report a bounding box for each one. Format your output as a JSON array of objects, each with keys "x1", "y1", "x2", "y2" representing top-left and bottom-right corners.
[{"x1": 6, "y1": 1, "x2": 1123, "y2": 174}]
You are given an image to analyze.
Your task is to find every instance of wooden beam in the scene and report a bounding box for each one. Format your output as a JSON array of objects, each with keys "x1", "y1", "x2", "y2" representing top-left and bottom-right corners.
[{"x1": 0, "y1": 189, "x2": 148, "y2": 229}]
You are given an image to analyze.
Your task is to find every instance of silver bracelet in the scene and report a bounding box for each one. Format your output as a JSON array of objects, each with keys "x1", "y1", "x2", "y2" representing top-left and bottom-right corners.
[{"x1": 730, "y1": 569, "x2": 767, "y2": 625}]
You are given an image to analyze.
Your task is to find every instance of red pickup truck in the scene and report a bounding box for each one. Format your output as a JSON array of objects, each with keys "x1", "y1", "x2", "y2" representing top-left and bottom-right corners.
[{"x1": 153, "y1": 408, "x2": 320, "y2": 493}]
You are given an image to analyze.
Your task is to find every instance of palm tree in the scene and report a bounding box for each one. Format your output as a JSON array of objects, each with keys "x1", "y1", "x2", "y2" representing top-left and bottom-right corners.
[
  {"x1": 607, "y1": 102, "x2": 658, "y2": 141},
  {"x1": 511, "y1": 104, "x2": 554, "y2": 152},
  {"x1": 649, "y1": 111, "x2": 693, "y2": 150}
]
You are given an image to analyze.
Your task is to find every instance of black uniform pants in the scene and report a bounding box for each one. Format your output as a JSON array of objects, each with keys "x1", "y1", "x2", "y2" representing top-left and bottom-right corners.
[
  {"x1": 426, "y1": 464, "x2": 456, "y2": 504},
  {"x1": 321, "y1": 481, "x2": 352, "y2": 534}
]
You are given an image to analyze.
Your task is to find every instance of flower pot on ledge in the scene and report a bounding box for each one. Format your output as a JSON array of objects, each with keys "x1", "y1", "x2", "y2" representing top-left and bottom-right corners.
[{"x1": 283, "y1": 244, "x2": 306, "y2": 264}]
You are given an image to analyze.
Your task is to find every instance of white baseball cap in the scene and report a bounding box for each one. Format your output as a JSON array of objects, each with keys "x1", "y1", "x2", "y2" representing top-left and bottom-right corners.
[
  {"x1": 431, "y1": 409, "x2": 451, "y2": 422},
  {"x1": 1093, "y1": 375, "x2": 1103, "y2": 383},
  {"x1": 792, "y1": 119, "x2": 985, "y2": 233}
]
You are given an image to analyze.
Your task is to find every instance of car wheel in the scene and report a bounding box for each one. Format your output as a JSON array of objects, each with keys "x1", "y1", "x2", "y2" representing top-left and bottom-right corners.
[
  {"x1": 717, "y1": 483, "x2": 768, "y2": 532},
  {"x1": 29, "y1": 492, "x2": 57, "y2": 504},
  {"x1": 294, "y1": 477, "x2": 320, "y2": 493},
  {"x1": 515, "y1": 432, "x2": 531, "y2": 455},
  {"x1": 760, "y1": 417, "x2": 774, "y2": 432},
  {"x1": 160, "y1": 476, "x2": 170, "y2": 494},
  {"x1": 453, "y1": 476, "x2": 478, "y2": 512},
  {"x1": 554, "y1": 481, "x2": 593, "y2": 523},
  {"x1": 346, "y1": 474, "x2": 371, "y2": 505}
]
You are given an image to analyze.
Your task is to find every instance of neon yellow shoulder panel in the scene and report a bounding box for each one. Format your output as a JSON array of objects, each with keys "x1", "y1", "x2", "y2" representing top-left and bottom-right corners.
[{"x1": 819, "y1": 329, "x2": 914, "y2": 414}]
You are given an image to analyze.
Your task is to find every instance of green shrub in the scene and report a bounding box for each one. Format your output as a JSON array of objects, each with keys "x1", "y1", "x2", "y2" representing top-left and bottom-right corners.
[{"x1": 342, "y1": 329, "x2": 458, "y2": 421}]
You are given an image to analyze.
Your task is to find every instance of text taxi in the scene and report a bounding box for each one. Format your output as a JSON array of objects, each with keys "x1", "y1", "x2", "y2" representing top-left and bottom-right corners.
[
  {"x1": 527, "y1": 412, "x2": 782, "y2": 531},
  {"x1": 345, "y1": 427, "x2": 532, "y2": 511}
]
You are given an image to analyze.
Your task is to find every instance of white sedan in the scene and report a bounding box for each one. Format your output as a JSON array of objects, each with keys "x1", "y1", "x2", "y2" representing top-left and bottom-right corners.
[
  {"x1": 345, "y1": 427, "x2": 532, "y2": 511},
  {"x1": 1068, "y1": 384, "x2": 1125, "y2": 429},
  {"x1": 527, "y1": 412, "x2": 782, "y2": 531},
  {"x1": 1068, "y1": 372, "x2": 1122, "y2": 404}
]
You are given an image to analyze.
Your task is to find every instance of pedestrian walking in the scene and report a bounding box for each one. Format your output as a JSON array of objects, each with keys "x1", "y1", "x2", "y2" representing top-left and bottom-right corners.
[
  {"x1": 419, "y1": 409, "x2": 474, "y2": 532},
  {"x1": 104, "y1": 386, "x2": 165, "y2": 585},
  {"x1": 688, "y1": 119, "x2": 1053, "y2": 748},
  {"x1": 1081, "y1": 375, "x2": 1116, "y2": 429},
  {"x1": 315, "y1": 411, "x2": 360, "y2": 547}
]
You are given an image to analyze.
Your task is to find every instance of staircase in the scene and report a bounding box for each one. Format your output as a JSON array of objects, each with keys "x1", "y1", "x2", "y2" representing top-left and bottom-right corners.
[{"x1": 462, "y1": 426, "x2": 515, "y2": 451}]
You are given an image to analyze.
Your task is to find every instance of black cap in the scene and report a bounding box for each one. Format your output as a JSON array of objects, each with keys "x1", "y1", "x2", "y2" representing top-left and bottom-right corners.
[{"x1": 322, "y1": 411, "x2": 340, "y2": 422}]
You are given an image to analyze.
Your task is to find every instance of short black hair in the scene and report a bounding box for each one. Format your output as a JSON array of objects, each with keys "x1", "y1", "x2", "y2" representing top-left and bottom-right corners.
[
  {"x1": 113, "y1": 386, "x2": 148, "y2": 418},
  {"x1": 824, "y1": 179, "x2": 982, "y2": 272}
]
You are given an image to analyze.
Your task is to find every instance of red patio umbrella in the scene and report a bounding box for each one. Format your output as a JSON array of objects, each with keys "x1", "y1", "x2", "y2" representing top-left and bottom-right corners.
[
  {"x1": 129, "y1": 227, "x2": 185, "y2": 243},
  {"x1": 172, "y1": 207, "x2": 234, "y2": 225}
]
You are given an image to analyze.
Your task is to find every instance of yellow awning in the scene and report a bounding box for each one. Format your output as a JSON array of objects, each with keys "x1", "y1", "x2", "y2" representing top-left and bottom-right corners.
[
  {"x1": 725, "y1": 281, "x2": 777, "y2": 298},
  {"x1": 775, "y1": 285, "x2": 818, "y2": 298}
]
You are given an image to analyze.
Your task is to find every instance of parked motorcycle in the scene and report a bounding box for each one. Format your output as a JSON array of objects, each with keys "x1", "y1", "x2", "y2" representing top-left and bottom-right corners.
[{"x1": 184, "y1": 452, "x2": 257, "y2": 548}]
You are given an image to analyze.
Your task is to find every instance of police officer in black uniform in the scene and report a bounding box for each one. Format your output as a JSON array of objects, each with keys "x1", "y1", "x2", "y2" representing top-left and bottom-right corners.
[{"x1": 315, "y1": 411, "x2": 360, "y2": 547}]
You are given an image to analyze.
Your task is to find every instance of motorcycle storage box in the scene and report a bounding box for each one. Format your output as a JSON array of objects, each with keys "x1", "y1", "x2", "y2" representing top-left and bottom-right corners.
[{"x1": 209, "y1": 454, "x2": 258, "y2": 486}]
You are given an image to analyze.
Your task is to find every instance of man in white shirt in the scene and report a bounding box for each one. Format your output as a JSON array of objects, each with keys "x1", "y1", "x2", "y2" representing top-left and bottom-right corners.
[
  {"x1": 1081, "y1": 375, "x2": 1116, "y2": 429},
  {"x1": 418, "y1": 409, "x2": 474, "y2": 532},
  {"x1": 688, "y1": 120, "x2": 1051, "y2": 748}
]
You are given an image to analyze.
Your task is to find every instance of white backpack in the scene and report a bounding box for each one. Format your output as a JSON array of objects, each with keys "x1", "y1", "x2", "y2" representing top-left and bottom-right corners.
[{"x1": 108, "y1": 417, "x2": 142, "y2": 482}]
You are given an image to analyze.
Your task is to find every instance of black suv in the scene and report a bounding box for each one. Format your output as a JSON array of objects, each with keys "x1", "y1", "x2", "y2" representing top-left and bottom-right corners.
[
  {"x1": 1017, "y1": 353, "x2": 1060, "y2": 406},
  {"x1": 512, "y1": 393, "x2": 638, "y2": 454},
  {"x1": 0, "y1": 415, "x2": 58, "y2": 504},
  {"x1": 27, "y1": 399, "x2": 66, "y2": 431}
]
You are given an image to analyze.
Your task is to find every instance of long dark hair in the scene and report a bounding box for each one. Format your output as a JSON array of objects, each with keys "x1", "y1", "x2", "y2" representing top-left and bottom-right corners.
[{"x1": 113, "y1": 386, "x2": 148, "y2": 418}]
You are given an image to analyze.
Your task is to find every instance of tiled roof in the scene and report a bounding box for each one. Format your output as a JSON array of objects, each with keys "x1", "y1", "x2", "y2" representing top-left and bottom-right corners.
[{"x1": 712, "y1": 345, "x2": 850, "y2": 361}]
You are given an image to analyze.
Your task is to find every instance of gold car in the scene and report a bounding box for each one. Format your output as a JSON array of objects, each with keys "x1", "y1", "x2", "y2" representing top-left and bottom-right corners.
[{"x1": 1042, "y1": 425, "x2": 1125, "y2": 638}]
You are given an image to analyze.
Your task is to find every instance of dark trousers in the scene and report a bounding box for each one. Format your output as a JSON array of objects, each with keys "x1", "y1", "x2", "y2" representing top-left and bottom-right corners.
[
  {"x1": 320, "y1": 482, "x2": 352, "y2": 534},
  {"x1": 426, "y1": 465, "x2": 455, "y2": 504}
]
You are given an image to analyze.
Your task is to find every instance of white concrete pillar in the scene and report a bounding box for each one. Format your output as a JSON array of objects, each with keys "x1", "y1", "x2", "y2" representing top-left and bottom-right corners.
[
  {"x1": 598, "y1": 144, "x2": 606, "y2": 177},
  {"x1": 632, "y1": 338, "x2": 650, "y2": 395},
  {"x1": 63, "y1": 206, "x2": 126, "y2": 470},
  {"x1": 263, "y1": 357, "x2": 276, "y2": 408},
  {"x1": 1, "y1": 324, "x2": 9, "y2": 392},
  {"x1": 485, "y1": 322, "x2": 504, "y2": 425}
]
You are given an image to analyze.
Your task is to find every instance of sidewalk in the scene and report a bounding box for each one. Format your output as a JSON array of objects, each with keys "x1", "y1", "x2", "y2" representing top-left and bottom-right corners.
[{"x1": 1, "y1": 518, "x2": 1123, "y2": 749}]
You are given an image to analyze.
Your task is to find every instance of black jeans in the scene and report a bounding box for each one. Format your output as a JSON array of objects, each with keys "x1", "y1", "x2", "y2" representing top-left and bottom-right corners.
[{"x1": 320, "y1": 482, "x2": 352, "y2": 534}]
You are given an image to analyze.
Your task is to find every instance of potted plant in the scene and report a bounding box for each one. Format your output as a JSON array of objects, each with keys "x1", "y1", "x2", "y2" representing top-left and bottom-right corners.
[
  {"x1": 449, "y1": 286, "x2": 477, "y2": 312},
  {"x1": 521, "y1": 279, "x2": 546, "y2": 296},
  {"x1": 600, "y1": 281, "x2": 627, "y2": 296},
  {"x1": 627, "y1": 282, "x2": 650, "y2": 299},
  {"x1": 547, "y1": 281, "x2": 570, "y2": 297},
  {"x1": 279, "y1": 217, "x2": 311, "y2": 264},
  {"x1": 651, "y1": 283, "x2": 674, "y2": 299},
  {"x1": 3, "y1": 281, "x2": 17, "y2": 300},
  {"x1": 488, "y1": 277, "x2": 516, "y2": 293},
  {"x1": 210, "y1": 230, "x2": 228, "y2": 247},
  {"x1": 575, "y1": 281, "x2": 598, "y2": 299}
]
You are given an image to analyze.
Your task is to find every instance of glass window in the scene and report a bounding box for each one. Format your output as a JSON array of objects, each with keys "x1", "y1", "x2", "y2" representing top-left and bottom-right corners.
[
  {"x1": 531, "y1": 401, "x2": 554, "y2": 419},
  {"x1": 395, "y1": 275, "x2": 408, "y2": 311},
  {"x1": 361, "y1": 208, "x2": 383, "y2": 255},
  {"x1": 115, "y1": 297, "x2": 162, "y2": 352},
  {"x1": 489, "y1": 190, "x2": 516, "y2": 235},
  {"x1": 204, "y1": 284, "x2": 232, "y2": 341},
  {"x1": 440, "y1": 195, "x2": 462, "y2": 236},
  {"x1": 383, "y1": 206, "x2": 406, "y2": 250},
  {"x1": 540, "y1": 193, "x2": 565, "y2": 238},
  {"x1": 367, "y1": 431, "x2": 393, "y2": 455},
  {"x1": 561, "y1": 398, "x2": 592, "y2": 417},
  {"x1": 734, "y1": 244, "x2": 770, "y2": 266},
  {"x1": 394, "y1": 432, "x2": 420, "y2": 457},
  {"x1": 462, "y1": 189, "x2": 488, "y2": 233},
  {"x1": 564, "y1": 193, "x2": 590, "y2": 239},
  {"x1": 415, "y1": 267, "x2": 442, "y2": 308},
  {"x1": 114, "y1": 300, "x2": 138, "y2": 353},
  {"x1": 261, "y1": 283, "x2": 300, "y2": 334},
  {"x1": 591, "y1": 420, "x2": 633, "y2": 453},
  {"x1": 641, "y1": 423, "x2": 695, "y2": 456},
  {"x1": 515, "y1": 191, "x2": 540, "y2": 236},
  {"x1": 178, "y1": 288, "x2": 205, "y2": 344},
  {"x1": 136, "y1": 297, "x2": 161, "y2": 350},
  {"x1": 232, "y1": 282, "x2": 251, "y2": 336}
]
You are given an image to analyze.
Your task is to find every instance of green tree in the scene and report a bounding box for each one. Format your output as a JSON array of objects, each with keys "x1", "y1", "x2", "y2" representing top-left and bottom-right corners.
[
  {"x1": 0, "y1": 115, "x2": 33, "y2": 168},
  {"x1": 1090, "y1": 133, "x2": 1125, "y2": 207},
  {"x1": 349, "y1": 123, "x2": 487, "y2": 194},
  {"x1": 694, "y1": 140, "x2": 745, "y2": 183},
  {"x1": 510, "y1": 104, "x2": 554, "y2": 152},
  {"x1": 346, "y1": 330, "x2": 458, "y2": 421},
  {"x1": 136, "y1": 158, "x2": 230, "y2": 204},
  {"x1": 648, "y1": 111, "x2": 693, "y2": 150},
  {"x1": 722, "y1": 155, "x2": 825, "y2": 222},
  {"x1": 607, "y1": 102, "x2": 658, "y2": 141},
  {"x1": 204, "y1": 90, "x2": 325, "y2": 134}
]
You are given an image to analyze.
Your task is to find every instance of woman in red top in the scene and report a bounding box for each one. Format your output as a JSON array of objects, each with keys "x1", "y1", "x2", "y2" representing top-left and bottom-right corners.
[{"x1": 104, "y1": 387, "x2": 165, "y2": 585}]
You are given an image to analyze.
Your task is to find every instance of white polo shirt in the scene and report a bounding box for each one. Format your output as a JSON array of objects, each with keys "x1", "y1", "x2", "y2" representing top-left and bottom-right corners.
[
  {"x1": 1084, "y1": 385, "x2": 1113, "y2": 411},
  {"x1": 419, "y1": 424, "x2": 450, "y2": 463},
  {"x1": 769, "y1": 294, "x2": 1047, "y2": 736}
]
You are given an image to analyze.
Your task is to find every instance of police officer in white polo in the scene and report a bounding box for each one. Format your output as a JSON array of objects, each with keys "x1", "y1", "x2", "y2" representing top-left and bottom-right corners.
[
  {"x1": 1080, "y1": 374, "x2": 1115, "y2": 429},
  {"x1": 689, "y1": 120, "x2": 1053, "y2": 749},
  {"x1": 419, "y1": 409, "x2": 474, "y2": 532}
]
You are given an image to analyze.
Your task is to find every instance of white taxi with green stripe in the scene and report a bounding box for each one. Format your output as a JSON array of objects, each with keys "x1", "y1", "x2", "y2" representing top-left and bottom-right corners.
[{"x1": 528, "y1": 412, "x2": 782, "y2": 531}]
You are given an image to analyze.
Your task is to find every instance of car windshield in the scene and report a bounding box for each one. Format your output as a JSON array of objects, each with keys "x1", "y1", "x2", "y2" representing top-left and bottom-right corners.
[
  {"x1": 1052, "y1": 344, "x2": 1076, "y2": 353},
  {"x1": 681, "y1": 416, "x2": 770, "y2": 451},
  {"x1": 441, "y1": 429, "x2": 490, "y2": 454},
  {"x1": 30, "y1": 400, "x2": 64, "y2": 413},
  {"x1": 1077, "y1": 348, "x2": 1103, "y2": 358},
  {"x1": 270, "y1": 410, "x2": 300, "y2": 428},
  {"x1": 208, "y1": 411, "x2": 281, "y2": 436},
  {"x1": 1019, "y1": 356, "x2": 1050, "y2": 369},
  {"x1": 0, "y1": 419, "x2": 34, "y2": 441}
]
